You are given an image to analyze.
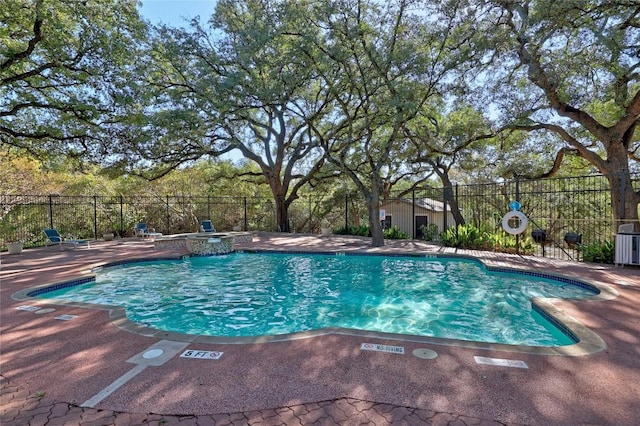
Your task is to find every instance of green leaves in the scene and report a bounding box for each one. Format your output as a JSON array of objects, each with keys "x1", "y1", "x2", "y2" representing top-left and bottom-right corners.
[
  {"x1": 4, "y1": 0, "x2": 636, "y2": 232},
  {"x1": 480, "y1": 0, "x2": 640, "y2": 222},
  {"x1": 0, "y1": 0, "x2": 149, "y2": 159}
]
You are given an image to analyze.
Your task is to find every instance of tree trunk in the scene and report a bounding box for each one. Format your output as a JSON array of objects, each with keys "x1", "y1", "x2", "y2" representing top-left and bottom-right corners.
[
  {"x1": 605, "y1": 169, "x2": 640, "y2": 231},
  {"x1": 443, "y1": 183, "x2": 465, "y2": 227},
  {"x1": 597, "y1": 142, "x2": 639, "y2": 231},
  {"x1": 274, "y1": 194, "x2": 290, "y2": 233},
  {"x1": 266, "y1": 172, "x2": 291, "y2": 233},
  {"x1": 367, "y1": 190, "x2": 385, "y2": 247}
]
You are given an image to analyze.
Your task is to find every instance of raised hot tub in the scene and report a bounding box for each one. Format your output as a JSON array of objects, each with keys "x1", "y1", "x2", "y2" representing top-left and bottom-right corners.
[{"x1": 154, "y1": 232, "x2": 252, "y2": 254}]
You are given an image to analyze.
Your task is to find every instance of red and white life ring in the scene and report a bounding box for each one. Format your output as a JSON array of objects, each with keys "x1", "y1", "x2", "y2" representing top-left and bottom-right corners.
[{"x1": 501, "y1": 211, "x2": 528, "y2": 235}]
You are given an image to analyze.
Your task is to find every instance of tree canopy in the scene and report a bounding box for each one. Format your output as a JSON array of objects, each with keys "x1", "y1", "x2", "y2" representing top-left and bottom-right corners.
[
  {"x1": 0, "y1": 0, "x2": 148, "y2": 160},
  {"x1": 1, "y1": 0, "x2": 638, "y2": 238}
]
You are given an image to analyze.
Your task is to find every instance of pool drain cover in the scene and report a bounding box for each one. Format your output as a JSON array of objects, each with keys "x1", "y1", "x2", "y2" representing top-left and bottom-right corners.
[
  {"x1": 413, "y1": 348, "x2": 438, "y2": 359},
  {"x1": 142, "y1": 349, "x2": 164, "y2": 359},
  {"x1": 35, "y1": 308, "x2": 56, "y2": 314}
]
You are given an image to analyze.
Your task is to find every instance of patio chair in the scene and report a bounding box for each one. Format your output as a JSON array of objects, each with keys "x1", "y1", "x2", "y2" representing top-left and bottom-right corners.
[
  {"x1": 133, "y1": 222, "x2": 163, "y2": 239},
  {"x1": 134, "y1": 222, "x2": 148, "y2": 237},
  {"x1": 200, "y1": 220, "x2": 216, "y2": 233},
  {"x1": 43, "y1": 229, "x2": 90, "y2": 250}
]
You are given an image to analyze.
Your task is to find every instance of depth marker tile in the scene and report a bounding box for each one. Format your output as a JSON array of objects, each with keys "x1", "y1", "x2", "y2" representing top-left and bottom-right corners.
[
  {"x1": 180, "y1": 349, "x2": 224, "y2": 359},
  {"x1": 361, "y1": 343, "x2": 405, "y2": 354},
  {"x1": 474, "y1": 356, "x2": 528, "y2": 369}
]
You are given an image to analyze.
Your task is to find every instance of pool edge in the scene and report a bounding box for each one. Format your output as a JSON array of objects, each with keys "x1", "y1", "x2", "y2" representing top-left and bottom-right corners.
[{"x1": 11, "y1": 250, "x2": 616, "y2": 357}]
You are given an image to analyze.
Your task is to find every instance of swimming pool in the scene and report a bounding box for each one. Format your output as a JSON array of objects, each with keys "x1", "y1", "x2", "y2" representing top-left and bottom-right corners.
[{"x1": 32, "y1": 252, "x2": 599, "y2": 347}]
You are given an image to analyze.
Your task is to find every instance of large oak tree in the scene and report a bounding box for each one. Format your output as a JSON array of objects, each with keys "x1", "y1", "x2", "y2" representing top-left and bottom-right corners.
[
  {"x1": 482, "y1": 0, "x2": 640, "y2": 228},
  {"x1": 305, "y1": 0, "x2": 484, "y2": 246},
  {"x1": 109, "y1": 0, "x2": 332, "y2": 232}
]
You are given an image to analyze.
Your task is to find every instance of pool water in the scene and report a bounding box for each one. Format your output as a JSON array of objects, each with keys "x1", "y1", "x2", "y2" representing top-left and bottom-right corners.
[{"x1": 37, "y1": 252, "x2": 597, "y2": 346}]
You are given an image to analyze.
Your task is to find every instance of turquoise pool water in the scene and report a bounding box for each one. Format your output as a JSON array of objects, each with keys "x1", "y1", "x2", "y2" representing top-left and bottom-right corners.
[{"x1": 37, "y1": 252, "x2": 597, "y2": 346}]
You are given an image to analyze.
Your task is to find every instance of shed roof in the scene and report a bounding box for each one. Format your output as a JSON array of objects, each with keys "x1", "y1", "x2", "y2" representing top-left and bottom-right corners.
[{"x1": 381, "y1": 198, "x2": 450, "y2": 212}]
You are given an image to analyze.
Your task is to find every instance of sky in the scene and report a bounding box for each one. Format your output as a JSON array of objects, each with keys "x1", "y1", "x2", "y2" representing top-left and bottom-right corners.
[{"x1": 138, "y1": 0, "x2": 217, "y2": 27}]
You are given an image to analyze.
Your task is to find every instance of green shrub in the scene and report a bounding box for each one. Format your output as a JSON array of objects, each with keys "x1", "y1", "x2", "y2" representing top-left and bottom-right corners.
[
  {"x1": 383, "y1": 226, "x2": 409, "y2": 239},
  {"x1": 333, "y1": 225, "x2": 370, "y2": 236},
  {"x1": 441, "y1": 224, "x2": 487, "y2": 248},
  {"x1": 488, "y1": 232, "x2": 536, "y2": 255},
  {"x1": 419, "y1": 223, "x2": 439, "y2": 241},
  {"x1": 332, "y1": 225, "x2": 348, "y2": 235},
  {"x1": 441, "y1": 223, "x2": 535, "y2": 254},
  {"x1": 332, "y1": 224, "x2": 409, "y2": 239},
  {"x1": 579, "y1": 240, "x2": 614, "y2": 264}
]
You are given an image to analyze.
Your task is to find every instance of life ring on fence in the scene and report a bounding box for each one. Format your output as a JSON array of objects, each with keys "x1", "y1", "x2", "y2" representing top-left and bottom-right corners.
[{"x1": 501, "y1": 211, "x2": 528, "y2": 235}]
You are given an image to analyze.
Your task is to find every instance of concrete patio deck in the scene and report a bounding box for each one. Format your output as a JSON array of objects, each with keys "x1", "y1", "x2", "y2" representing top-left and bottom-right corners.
[{"x1": 1, "y1": 232, "x2": 639, "y2": 425}]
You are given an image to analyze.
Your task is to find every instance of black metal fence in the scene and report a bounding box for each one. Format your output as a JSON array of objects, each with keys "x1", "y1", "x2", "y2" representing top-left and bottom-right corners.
[
  {"x1": 1, "y1": 173, "x2": 638, "y2": 261},
  {"x1": 379, "y1": 173, "x2": 639, "y2": 260},
  {"x1": 453, "y1": 174, "x2": 630, "y2": 260}
]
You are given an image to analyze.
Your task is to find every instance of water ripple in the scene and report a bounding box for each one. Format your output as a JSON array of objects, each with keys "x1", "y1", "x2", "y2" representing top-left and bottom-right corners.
[{"x1": 38, "y1": 253, "x2": 595, "y2": 346}]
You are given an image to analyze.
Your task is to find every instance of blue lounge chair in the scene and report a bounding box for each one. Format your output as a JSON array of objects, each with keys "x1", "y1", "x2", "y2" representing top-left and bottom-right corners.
[
  {"x1": 134, "y1": 222, "x2": 148, "y2": 237},
  {"x1": 200, "y1": 220, "x2": 216, "y2": 232},
  {"x1": 43, "y1": 229, "x2": 90, "y2": 250},
  {"x1": 134, "y1": 222, "x2": 162, "y2": 239}
]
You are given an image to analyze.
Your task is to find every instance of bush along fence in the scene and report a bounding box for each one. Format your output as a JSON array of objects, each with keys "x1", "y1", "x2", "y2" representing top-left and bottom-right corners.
[{"x1": 1, "y1": 173, "x2": 638, "y2": 263}]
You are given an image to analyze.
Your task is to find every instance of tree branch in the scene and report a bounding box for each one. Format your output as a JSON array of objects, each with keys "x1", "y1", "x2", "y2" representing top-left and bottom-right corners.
[
  {"x1": 509, "y1": 123, "x2": 607, "y2": 171},
  {"x1": 0, "y1": 0, "x2": 44, "y2": 71}
]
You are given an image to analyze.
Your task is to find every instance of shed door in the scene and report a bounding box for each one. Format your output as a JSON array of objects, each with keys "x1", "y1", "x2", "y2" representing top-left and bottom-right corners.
[{"x1": 415, "y1": 216, "x2": 428, "y2": 239}]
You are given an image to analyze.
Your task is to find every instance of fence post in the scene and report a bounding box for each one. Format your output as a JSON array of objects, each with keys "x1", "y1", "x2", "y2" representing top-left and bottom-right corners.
[
  {"x1": 93, "y1": 195, "x2": 98, "y2": 240},
  {"x1": 345, "y1": 192, "x2": 348, "y2": 231},
  {"x1": 48, "y1": 195, "x2": 54, "y2": 229},
  {"x1": 515, "y1": 176, "x2": 521, "y2": 255},
  {"x1": 443, "y1": 186, "x2": 449, "y2": 235},
  {"x1": 244, "y1": 197, "x2": 248, "y2": 231},
  {"x1": 412, "y1": 189, "x2": 416, "y2": 239},
  {"x1": 120, "y1": 195, "x2": 124, "y2": 236},
  {"x1": 308, "y1": 195, "x2": 312, "y2": 234},
  {"x1": 166, "y1": 195, "x2": 170, "y2": 234}
]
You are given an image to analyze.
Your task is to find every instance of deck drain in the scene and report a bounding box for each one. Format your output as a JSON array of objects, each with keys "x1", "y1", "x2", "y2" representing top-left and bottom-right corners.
[
  {"x1": 142, "y1": 349, "x2": 164, "y2": 359},
  {"x1": 35, "y1": 308, "x2": 56, "y2": 314},
  {"x1": 55, "y1": 314, "x2": 77, "y2": 321},
  {"x1": 413, "y1": 348, "x2": 438, "y2": 359},
  {"x1": 16, "y1": 305, "x2": 40, "y2": 311}
]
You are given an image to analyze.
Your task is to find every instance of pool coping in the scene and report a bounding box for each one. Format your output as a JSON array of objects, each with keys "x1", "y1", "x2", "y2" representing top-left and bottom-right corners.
[{"x1": 11, "y1": 250, "x2": 618, "y2": 357}]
